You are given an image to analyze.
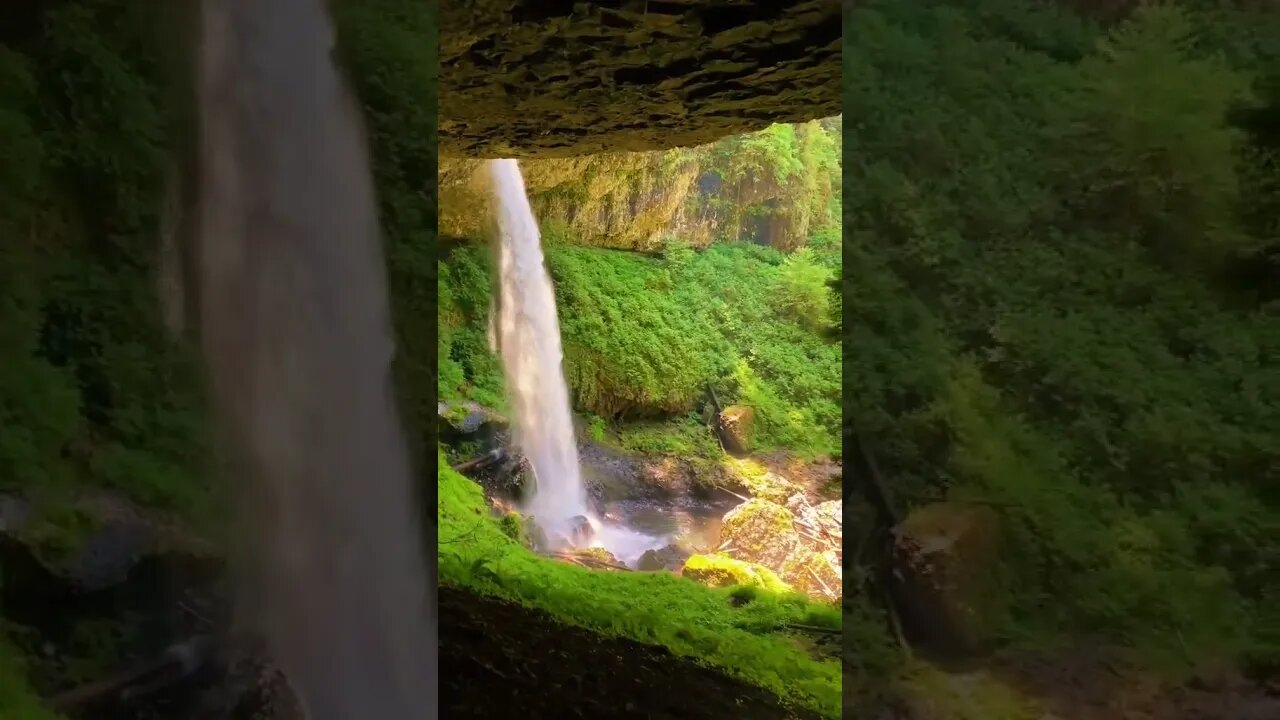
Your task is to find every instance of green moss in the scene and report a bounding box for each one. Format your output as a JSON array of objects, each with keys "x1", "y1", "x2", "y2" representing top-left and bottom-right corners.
[
  {"x1": 900, "y1": 664, "x2": 1044, "y2": 720},
  {"x1": 681, "y1": 554, "x2": 790, "y2": 594},
  {"x1": 723, "y1": 457, "x2": 796, "y2": 504},
  {"x1": 0, "y1": 636, "x2": 63, "y2": 720},
  {"x1": 18, "y1": 503, "x2": 101, "y2": 569},
  {"x1": 437, "y1": 452, "x2": 841, "y2": 717},
  {"x1": 498, "y1": 511, "x2": 527, "y2": 546},
  {"x1": 720, "y1": 498, "x2": 795, "y2": 558},
  {"x1": 440, "y1": 241, "x2": 839, "y2": 456}
]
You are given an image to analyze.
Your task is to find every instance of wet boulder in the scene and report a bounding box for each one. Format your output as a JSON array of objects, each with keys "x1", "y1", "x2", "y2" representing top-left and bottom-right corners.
[
  {"x1": 523, "y1": 516, "x2": 550, "y2": 552},
  {"x1": 437, "y1": 401, "x2": 505, "y2": 441},
  {"x1": 636, "y1": 544, "x2": 690, "y2": 572},
  {"x1": 0, "y1": 492, "x2": 220, "y2": 596},
  {"x1": 680, "y1": 554, "x2": 789, "y2": 593},
  {"x1": 718, "y1": 405, "x2": 755, "y2": 454},
  {"x1": 568, "y1": 515, "x2": 594, "y2": 547},
  {"x1": 890, "y1": 502, "x2": 1001, "y2": 657}
]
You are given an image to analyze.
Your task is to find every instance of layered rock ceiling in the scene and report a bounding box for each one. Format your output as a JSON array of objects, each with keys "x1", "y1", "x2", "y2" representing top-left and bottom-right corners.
[{"x1": 440, "y1": 0, "x2": 841, "y2": 158}]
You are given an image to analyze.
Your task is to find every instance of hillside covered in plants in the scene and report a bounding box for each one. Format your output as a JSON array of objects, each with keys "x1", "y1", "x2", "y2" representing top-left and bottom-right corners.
[{"x1": 842, "y1": 1, "x2": 1280, "y2": 718}]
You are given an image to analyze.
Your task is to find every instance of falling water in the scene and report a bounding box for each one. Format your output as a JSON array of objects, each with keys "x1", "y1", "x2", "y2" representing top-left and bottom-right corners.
[
  {"x1": 191, "y1": 1, "x2": 435, "y2": 718},
  {"x1": 489, "y1": 160, "x2": 592, "y2": 541},
  {"x1": 488, "y1": 160, "x2": 666, "y2": 565}
]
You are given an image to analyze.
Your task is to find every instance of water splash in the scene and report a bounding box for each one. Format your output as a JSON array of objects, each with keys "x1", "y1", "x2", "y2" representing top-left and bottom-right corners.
[
  {"x1": 487, "y1": 160, "x2": 666, "y2": 566},
  {"x1": 191, "y1": 1, "x2": 435, "y2": 717}
]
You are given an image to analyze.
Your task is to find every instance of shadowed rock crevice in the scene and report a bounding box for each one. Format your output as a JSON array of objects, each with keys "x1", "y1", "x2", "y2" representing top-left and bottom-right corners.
[{"x1": 440, "y1": 0, "x2": 840, "y2": 157}]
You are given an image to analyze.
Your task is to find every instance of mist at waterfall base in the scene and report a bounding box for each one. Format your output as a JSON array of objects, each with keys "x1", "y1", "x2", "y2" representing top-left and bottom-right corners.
[
  {"x1": 487, "y1": 159, "x2": 669, "y2": 566},
  {"x1": 191, "y1": 1, "x2": 435, "y2": 718}
]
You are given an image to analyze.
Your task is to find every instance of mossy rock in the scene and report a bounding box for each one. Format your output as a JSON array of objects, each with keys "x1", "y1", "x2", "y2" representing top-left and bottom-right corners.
[
  {"x1": 575, "y1": 547, "x2": 621, "y2": 566},
  {"x1": 719, "y1": 498, "x2": 800, "y2": 569},
  {"x1": 681, "y1": 553, "x2": 790, "y2": 594},
  {"x1": 722, "y1": 457, "x2": 798, "y2": 504},
  {"x1": 498, "y1": 511, "x2": 528, "y2": 546},
  {"x1": 637, "y1": 543, "x2": 691, "y2": 572},
  {"x1": 891, "y1": 503, "x2": 1002, "y2": 658},
  {"x1": 779, "y1": 547, "x2": 842, "y2": 602},
  {"x1": 719, "y1": 405, "x2": 755, "y2": 454}
]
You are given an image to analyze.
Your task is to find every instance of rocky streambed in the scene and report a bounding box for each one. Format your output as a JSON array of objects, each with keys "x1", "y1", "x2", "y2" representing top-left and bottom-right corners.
[{"x1": 441, "y1": 402, "x2": 845, "y2": 603}]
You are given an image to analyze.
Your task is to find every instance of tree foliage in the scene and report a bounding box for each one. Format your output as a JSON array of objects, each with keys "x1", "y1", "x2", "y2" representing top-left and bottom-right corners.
[
  {"x1": 845, "y1": 0, "x2": 1280, "y2": 674},
  {"x1": 439, "y1": 238, "x2": 842, "y2": 458}
]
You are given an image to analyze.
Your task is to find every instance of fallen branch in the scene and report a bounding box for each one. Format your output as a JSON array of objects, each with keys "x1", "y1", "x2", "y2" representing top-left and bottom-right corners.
[
  {"x1": 49, "y1": 636, "x2": 217, "y2": 713},
  {"x1": 784, "y1": 623, "x2": 842, "y2": 636},
  {"x1": 715, "y1": 485, "x2": 749, "y2": 502},
  {"x1": 807, "y1": 566, "x2": 836, "y2": 600},
  {"x1": 451, "y1": 448, "x2": 504, "y2": 473}
]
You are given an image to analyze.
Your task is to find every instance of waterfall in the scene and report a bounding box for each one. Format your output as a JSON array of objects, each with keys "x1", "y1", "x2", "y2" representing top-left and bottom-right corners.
[
  {"x1": 489, "y1": 159, "x2": 592, "y2": 544},
  {"x1": 191, "y1": 1, "x2": 435, "y2": 717},
  {"x1": 487, "y1": 160, "x2": 666, "y2": 564}
]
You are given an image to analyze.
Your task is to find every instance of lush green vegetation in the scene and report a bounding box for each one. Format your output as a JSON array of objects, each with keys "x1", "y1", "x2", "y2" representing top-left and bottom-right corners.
[
  {"x1": 439, "y1": 239, "x2": 841, "y2": 458},
  {"x1": 0, "y1": 639, "x2": 60, "y2": 720},
  {"x1": 440, "y1": 119, "x2": 843, "y2": 457},
  {"x1": 438, "y1": 121, "x2": 844, "y2": 712},
  {"x1": 844, "y1": 0, "x2": 1280, "y2": 703},
  {"x1": 0, "y1": 0, "x2": 211, "y2": 528},
  {"x1": 0, "y1": 0, "x2": 439, "y2": 714},
  {"x1": 437, "y1": 453, "x2": 842, "y2": 717},
  {"x1": 6, "y1": 0, "x2": 840, "y2": 713}
]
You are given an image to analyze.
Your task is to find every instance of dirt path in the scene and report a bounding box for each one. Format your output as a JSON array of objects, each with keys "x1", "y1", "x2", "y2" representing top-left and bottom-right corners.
[{"x1": 439, "y1": 585, "x2": 819, "y2": 720}]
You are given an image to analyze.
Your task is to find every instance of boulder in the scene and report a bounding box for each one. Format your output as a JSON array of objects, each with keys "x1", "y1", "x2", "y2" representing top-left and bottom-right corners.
[
  {"x1": 568, "y1": 515, "x2": 594, "y2": 547},
  {"x1": 722, "y1": 457, "x2": 797, "y2": 504},
  {"x1": 523, "y1": 516, "x2": 550, "y2": 552},
  {"x1": 719, "y1": 498, "x2": 800, "y2": 569},
  {"x1": 788, "y1": 494, "x2": 843, "y2": 554},
  {"x1": 680, "y1": 554, "x2": 789, "y2": 594},
  {"x1": 718, "y1": 405, "x2": 755, "y2": 454},
  {"x1": 574, "y1": 547, "x2": 621, "y2": 567},
  {"x1": 779, "y1": 547, "x2": 842, "y2": 601},
  {"x1": 437, "y1": 401, "x2": 505, "y2": 440},
  {"x1": 636, "y1": 543, "x2": 690, "y2": 572},
  {"x1": 890, "y1": 502, "x2": 1001, "y2": 657},
  {"x1": 0, "y1": 492, "x2": 220, "y2": 594}
]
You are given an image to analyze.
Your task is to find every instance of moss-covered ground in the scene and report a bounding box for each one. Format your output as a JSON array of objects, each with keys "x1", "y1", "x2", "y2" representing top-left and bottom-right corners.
[{"x1": 438, "y1": 453, "x2": 843, "y2": 717}]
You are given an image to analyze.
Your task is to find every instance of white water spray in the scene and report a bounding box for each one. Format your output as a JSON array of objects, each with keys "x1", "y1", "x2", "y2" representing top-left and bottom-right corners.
[
  {"x1": 192, "y1": 1, "x2": 435, "y2": 717},
  {"x1": 487, "y1": 160, "x2": 664, "y2": 564},
  {"x1": 489, "y1": 159, "x2": 592, "y2": 538}
]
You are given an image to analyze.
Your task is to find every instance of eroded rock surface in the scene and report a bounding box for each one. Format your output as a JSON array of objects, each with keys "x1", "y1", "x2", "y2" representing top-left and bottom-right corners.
[{"x1": 440, "y1": 1, "x2": 841, "y2": 157}]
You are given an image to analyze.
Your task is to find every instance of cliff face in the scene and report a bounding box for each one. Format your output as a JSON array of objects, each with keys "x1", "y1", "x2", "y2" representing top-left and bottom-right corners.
[
  {"x1": 440, "y1": 118, "x2": 841, "y2": 252},
  {"x1": 439, "y1": 0, "x2": 841, "y2": 158}
]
